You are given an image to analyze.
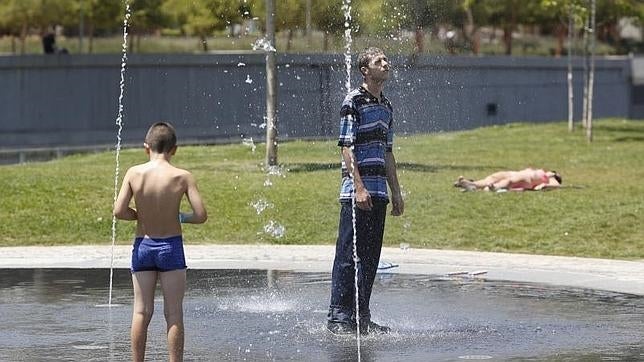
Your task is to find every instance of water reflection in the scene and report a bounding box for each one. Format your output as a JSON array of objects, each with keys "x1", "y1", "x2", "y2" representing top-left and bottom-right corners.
[{"x1": 0, "y1": 269, "x2": 642, "y2": 361}]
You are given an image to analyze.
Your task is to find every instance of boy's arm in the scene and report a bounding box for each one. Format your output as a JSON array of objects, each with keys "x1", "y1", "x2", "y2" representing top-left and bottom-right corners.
[
  {"x1": 385, "y1": 151, "x2": 404, "y2": 216},
  {"x1": 113, "y1": 169, "x2": 137, "y2": 220},
  {"x1": 180, "y1": 173, "x2": 207, "y2": 224},
  {"x1": 341, "y1": 146, "x2": 372, "y2": 210}
]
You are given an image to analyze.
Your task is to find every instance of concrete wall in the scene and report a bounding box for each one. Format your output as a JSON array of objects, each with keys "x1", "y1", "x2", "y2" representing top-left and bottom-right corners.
[{"x1": 0, "y1": 53, "x2": 633, "y2": 151}]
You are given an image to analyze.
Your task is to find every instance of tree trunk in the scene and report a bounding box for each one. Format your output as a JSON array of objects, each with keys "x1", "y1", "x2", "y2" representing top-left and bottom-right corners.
[
  {"x1": 287, "y1": 29, "x2": 293, "y2": 52},
  {"x1": 323, "y1": 32, "x2": 329, "y2": 52},
  {"x1": 20, "y1": 23, "x2": 27, "y2": 54},
  {"x1": 567, "y1": 6, "x2": 574, "y2": 132},
  {"x1": 265, "y1": 0, "x2": 278, "y2": 166},
  {"x1": 503, "y1": 2, "x2": 517, "y2": 55},
  {"x1": 587, "y1": 0, "x2": 596, "y2": 142},
  {"x1": 472, "y1": 29, "x2": 480, "y2": 55},
  {"x1": 88, "y1": 23, "x2": 95, "y2": 54},
  {"x1": 414, "y1": 26, "x2": 424, "y2": 55},
  {"x1": 200, "y1": 35, "x2": 208, "y2": 52},
  {"x1": 463, "y1": 7, "x2": 480, "y2": 55},
  {"x1": 555, "y1": 23, "x2": 566, "y2": 57},
  {"x1": 503, "y1": 25, "x2": 513, "y2": 55},
  {"x1": 581, "y1": 14, "x2": 589, "y2": 129}
]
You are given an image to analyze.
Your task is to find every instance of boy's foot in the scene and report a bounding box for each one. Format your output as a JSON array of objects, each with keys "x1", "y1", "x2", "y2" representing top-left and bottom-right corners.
[
  {"x1": 360, "y1": 321, "x2": 391, "y2": 335},
  {"x1": 327, "y1": 321, "x2": 356, "y2": 335}
]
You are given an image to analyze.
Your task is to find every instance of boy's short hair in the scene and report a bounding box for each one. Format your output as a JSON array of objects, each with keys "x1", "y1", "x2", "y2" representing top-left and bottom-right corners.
[
  {"x1": 358, "y1": 47, "x2": 385, "y2": 76},
  {"x1": 551, "y1": 171, "x2": 562, "y2": 184},
  {"x1": 145, "y1": 122, "x2": 177, "y2": 153}
]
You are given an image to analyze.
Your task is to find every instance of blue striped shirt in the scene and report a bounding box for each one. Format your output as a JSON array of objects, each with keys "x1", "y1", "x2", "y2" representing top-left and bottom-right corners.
[{"x1": 338, "y1": 86, "x2": 394, "y2": 202}]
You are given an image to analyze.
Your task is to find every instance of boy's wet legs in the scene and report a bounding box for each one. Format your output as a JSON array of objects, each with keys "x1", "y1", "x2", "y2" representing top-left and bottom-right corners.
[
  {"x1": 328, "y1": 202, "x2": 386, "y2": 332},
  {"x1": 131, "y1": 271, "x2": 158, "y2": 362},
  {"x1": 160, "y1": 269, "x2": 186, "y2": 362},
  {"x1": 356, "y1": 204, "x2": 386, "y2": 325}
]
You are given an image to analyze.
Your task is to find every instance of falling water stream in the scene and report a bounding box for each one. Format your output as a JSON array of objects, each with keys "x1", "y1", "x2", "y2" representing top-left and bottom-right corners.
[
  {"x1": 107, "y1": 1, "x2": 132, "y2": 307},
  {"x1": 341, "y1": 0, "x2": 363, "y2": 359}
]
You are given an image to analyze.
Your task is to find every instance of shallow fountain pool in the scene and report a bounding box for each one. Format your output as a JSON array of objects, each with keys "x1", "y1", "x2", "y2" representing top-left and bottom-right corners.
[{"x1": 0, "y1": 268, "x2": 642, "y2": 361}]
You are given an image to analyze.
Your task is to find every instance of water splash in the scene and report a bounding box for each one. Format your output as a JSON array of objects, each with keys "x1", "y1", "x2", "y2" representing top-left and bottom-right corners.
[
  {"x1": 252, "y1": 37, "x2": 276, "y2": 52},
  {"x1": 263, "y1": 220, "x2": 285, "y2": 238},
  {"x1": 245, "y1": 75, "x2": 253, "y2": 84},
  {"x1": 250, "y1": 198, "x2": 274, "y2": 215},
  {"x1": 342, "y1": 0, "x2": 353, "y2": 94},
  {"x1": 109, "y1": 0, "x2": 131, "y2": 307},
  {"x1": 242, "y1": 137, "x2": 256, "y2": 152},
  {"x1": 266, "y1": 165, "x2": 288, "y2": 178},
  {"x1": 218, "y1": 293, "x2": 297, "y2": 313}
]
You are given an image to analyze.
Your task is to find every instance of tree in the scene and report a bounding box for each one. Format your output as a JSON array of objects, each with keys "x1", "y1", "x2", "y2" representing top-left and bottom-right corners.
[
  {"x1": 311, "y1": 0, "x2": 351, "y2": 52},
  {"x1": 539, "y1": 0, "x2": 588, "y2": 57},
  {"x1": 461, "y1": 0, "x2": 498, "y2": 55},
  {"x1": 161, "y1": 0, "x2": 243, "y2": 52},
  {"x1": 275, "y1": 0, "x2": 305, "y2": 51},
  {"x1": 128, "y1": 0, "x2": 168, "y2": 52},
  {"x1": 482, "y1": 0, "x2": 525, "y2": 55},
  {"x1": 72, "y1": 0, "x2": 122, "y2": 53},
  {"x1": 595, "y1": 0, "x2": 642, "y2": 53},
  {"x1": 541, "y1": 0, "x2": 588, "y2": 132}
]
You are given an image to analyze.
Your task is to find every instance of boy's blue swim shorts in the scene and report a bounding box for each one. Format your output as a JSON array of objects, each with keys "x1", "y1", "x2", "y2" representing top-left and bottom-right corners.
[{"x1": 131, "y1": 235, "x2": 187, "y2": 273}]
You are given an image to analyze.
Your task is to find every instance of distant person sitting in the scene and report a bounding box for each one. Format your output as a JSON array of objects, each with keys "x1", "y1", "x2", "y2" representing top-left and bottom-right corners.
[
  {"x1": 42, "y1": 32, "x2": 56, "y2": 54},
  {"x1": 42, "y1": 32, "x2": 68, "y2": 54},
  {"x1": 454, "y1": 168, "x2": 562, "y2": 192}
]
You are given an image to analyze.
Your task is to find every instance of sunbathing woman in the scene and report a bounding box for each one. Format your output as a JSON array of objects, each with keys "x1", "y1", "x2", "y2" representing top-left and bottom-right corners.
[{"x1": 454, "y1": 168, "x2": 562, "y2": 192}]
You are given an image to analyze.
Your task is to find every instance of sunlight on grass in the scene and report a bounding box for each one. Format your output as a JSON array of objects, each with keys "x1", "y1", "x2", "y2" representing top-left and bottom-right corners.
[{"x1": 1, "y1": 119, "x2": 642, "y2": 259}]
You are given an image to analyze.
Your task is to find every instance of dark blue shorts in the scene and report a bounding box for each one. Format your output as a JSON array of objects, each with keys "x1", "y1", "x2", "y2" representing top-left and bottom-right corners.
[{"x1": 131, "y1": 235, "x2": 187, "y2": 273}]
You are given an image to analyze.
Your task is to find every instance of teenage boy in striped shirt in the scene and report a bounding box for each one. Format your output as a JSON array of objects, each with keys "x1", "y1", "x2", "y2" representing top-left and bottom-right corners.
[{"x1": 327, "y1": 47, "x2": 405, "y2": 335}]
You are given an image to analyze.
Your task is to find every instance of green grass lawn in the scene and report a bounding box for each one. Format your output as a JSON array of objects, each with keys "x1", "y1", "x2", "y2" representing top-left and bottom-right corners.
[{"x1": 1, "y1": 119, "x2": 643, "y2": 259}]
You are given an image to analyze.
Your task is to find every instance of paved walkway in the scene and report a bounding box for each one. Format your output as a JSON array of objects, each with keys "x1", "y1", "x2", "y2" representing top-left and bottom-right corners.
[{"x1": 1, "y1": 244, "x2": 643, "y2": 296}]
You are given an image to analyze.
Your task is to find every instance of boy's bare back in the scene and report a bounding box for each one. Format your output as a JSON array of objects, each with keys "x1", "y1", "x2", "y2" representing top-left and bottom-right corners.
[
  {"x1": 113, "y1": 123, "x2": 207, "y2": 238},
  {"x1": 125, "y1": 160, "x2": 197, "y2": 238}
]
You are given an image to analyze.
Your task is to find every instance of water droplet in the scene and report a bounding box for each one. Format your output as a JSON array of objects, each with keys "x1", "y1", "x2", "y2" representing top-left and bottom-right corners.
[
  {"x1": 242, "y1": 137, "x2": 256, "y2": 152},
  {"x1": 250, "y1": 199, "x2": 274, "y2": 215},
  {"x1": 264, "y1": 220, "x2": 285, "y2": 238},
  {"x1": 252, "y1": 38, "x2": 276, "y2": 52}
]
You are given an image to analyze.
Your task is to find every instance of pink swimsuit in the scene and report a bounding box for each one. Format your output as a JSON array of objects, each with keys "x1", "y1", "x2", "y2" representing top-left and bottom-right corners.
[{"x1": 509, "y1": 169, "x2": 549, "y2": 190}]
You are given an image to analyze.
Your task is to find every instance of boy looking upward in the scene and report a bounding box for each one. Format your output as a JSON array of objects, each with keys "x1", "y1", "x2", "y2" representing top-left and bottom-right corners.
[{"x1": 327, "y1": 47, "x2": 405, "y2": 335}]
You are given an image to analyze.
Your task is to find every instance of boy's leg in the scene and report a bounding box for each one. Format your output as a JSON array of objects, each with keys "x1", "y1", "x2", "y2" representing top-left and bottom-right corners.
[
  {"x1": 160, "y1": 269, "x2": 186, "y2": 362},
  {"x1": 131, "y1": 271, "x2": 158, "y2": 362},
  {"x1": 356, "y1": 202, "x2": 387, "y2": 325},
  {"x1": 328, "y1": 202, "x2": 357, "y2": 330}
]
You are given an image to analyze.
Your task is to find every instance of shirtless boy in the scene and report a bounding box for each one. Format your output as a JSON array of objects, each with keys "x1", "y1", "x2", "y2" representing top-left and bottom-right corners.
[
  {"x1": 113, "y1": 122, "x2": 207, "y2": 362},
  {"x1": 455, "y1": 168, "x2": 562, "y2": 191}
]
